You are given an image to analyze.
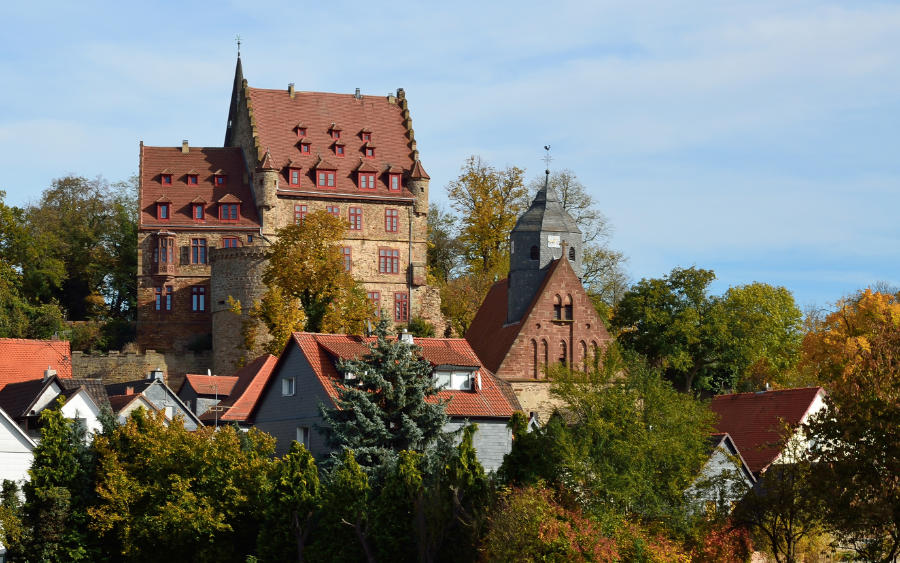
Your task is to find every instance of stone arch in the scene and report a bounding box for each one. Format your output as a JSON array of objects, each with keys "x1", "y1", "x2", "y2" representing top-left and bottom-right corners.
[
  {"x1": 541, "y1": 339, "x2": 549, "y2": 377},
  {"x1": 580, "y1": 340, "x2": 588, "y2": 369},
  {"x1": 553, "y1": 294, "x2": 562, "y2": 320},
  {"x1": 564, "y1": 294, "x2": 573, "y2": 320}
]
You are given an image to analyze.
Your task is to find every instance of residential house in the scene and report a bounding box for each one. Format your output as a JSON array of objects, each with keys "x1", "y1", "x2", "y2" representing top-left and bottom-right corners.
[
  {"x1": 107, "y1": 393, "x2": 162, "y2": 425},
  {"x1": 251, "y1": 333, "x2": 520, "y2": 471},
  {"x1": 687, "y1": 432, "x2": 757, "y2": 513},
  {"x1": 0, "y1": 405, "x2": 35, "y2": 486},
  {"x1": 199, "y1": 354, "x2": 277, "y2": 427},
  {"x1": 178, "y1": 373, "x2": 239, "y2": 417},
  {"x1": 105, "y1": 370, "x2": 203, "y2": 430},
  {"x1": 709, "y1": 387, "x2": 826, "y2": 477},
  {"x1": 0, "y1": 374, "x2": 109, "y2": 440}
]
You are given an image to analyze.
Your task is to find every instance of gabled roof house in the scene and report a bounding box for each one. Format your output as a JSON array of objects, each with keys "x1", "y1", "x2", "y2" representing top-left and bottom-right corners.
[{"x1": 199, "y1": 354, "x2": 278, "y2": 426}]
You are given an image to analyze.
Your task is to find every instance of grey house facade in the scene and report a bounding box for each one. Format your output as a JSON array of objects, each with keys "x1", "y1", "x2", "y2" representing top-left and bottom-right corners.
[{"x1": 250, "y1": 332, "x2": 521, "y2": 472}]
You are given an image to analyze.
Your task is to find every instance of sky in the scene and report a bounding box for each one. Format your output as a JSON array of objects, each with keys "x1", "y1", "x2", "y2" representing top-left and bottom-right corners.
[{"x1": 1, "y1": 0, "x2": 899, "y2": 311}]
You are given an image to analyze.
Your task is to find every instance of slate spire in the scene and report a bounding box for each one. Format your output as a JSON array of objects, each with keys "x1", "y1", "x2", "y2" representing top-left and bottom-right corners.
[{"x1": 224, "y1": 53, "x2": 245, "y2": 147}]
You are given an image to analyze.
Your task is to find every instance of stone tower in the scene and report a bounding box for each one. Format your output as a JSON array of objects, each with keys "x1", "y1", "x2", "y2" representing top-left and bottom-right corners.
[
  {"x1": 255, "y1": 149, "x2": 280, "y2": 236},
  {"x1": 507, "y1": 170, "x2": 582, "y2": 324}
]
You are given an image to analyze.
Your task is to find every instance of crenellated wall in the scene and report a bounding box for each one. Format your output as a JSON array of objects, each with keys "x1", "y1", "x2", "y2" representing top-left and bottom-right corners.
[{"x1": 71, "y1": 349, "x2": 213, "y2": 392}]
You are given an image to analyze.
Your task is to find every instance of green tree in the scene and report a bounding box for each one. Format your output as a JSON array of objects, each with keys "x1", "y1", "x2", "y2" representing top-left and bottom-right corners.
[
  {"x1": 319, "y1": 318, "x2": 450, "y2": 469},
  {"x1": 426, "y1": 204, "x2": 463, "y2": 283},
  {"x1": 612, "y1": 267, "x2": 802, "y2": 393},
  {"x1": 262, "y1": 211, "x2": 372, "y2": 336},
  {"x1": 446, "y1": 155, "x2": 527, "y2": 279},
  {"x1": 801, "y1": 290, "x2": 900, "y2": 562}
]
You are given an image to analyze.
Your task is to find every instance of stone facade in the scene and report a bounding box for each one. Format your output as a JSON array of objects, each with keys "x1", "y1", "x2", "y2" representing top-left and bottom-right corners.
[{"x1": 71, "y1": 349, "x2": 212, "y2": 393}]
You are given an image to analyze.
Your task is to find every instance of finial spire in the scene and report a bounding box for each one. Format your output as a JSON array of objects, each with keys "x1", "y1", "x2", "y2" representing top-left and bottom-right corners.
[
  {"x1": 542, "y1": 144, "x2": 552, "y2": 189},
  {"x1": 236, "y1": 34, "x2": 241, "y2": 58}
]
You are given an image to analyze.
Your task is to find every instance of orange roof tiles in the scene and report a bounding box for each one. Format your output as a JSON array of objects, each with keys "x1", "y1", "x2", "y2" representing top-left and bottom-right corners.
[
  {"x1": 201, "y1": 354, "x2": 278, "y2": 424},
  {"x1": 139, "y1": 146, "x2": 259, "y2": 229},
  {"x1": 710, "y1": 387, "x2": 825, "y2": 474},
  {"x1": 183, "y1": 374, "x2": 239, "y2": 397},
  {"x1": 0, "y1": 338, "x2": 71, "y2": 391},
  {"x1": 272, "y1": 333, "x2": 518, "y2": 419},
  {"x1": 245, "y1": 88, "x2": 417, "y2": 196}
]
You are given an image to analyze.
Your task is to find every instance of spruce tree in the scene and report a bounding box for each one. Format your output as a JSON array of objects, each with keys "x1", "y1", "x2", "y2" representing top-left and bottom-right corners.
[{"x1": 319, "y1": 318, "x2": 449, "y2": 469}]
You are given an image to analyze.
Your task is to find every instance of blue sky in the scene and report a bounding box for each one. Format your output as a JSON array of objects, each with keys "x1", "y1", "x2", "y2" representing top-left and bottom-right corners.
[{"x1": 2, "y1": 1, "x2": 899, "y2": 311}]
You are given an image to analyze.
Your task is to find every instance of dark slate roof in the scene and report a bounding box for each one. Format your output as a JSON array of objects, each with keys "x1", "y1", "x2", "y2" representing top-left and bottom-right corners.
[
  {"x1": 0, "y1": 378, "x2": 48, "y2": 418},
  {"x1": 58, "y1": 378, "x2": 110, "y2": 409},
  {"x1": 105, "y1": 379, "x2": 155, "y2": 396},
  {"x1": 511, "y1": 177, "x2": 580, "y2": 234}
]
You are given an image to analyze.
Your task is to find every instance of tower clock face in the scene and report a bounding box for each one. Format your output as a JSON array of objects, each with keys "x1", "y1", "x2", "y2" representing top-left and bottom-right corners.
[{"x1": 547, "y1": 235, "x2": 560, "y2": 248}]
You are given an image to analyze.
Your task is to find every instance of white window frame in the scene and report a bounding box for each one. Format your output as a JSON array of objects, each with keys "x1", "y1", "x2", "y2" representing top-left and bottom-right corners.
[
  {"x1": 282, "y1": 377, "x2": 296, "y2": 396},
  {"x1": 297, "y1": 426, "x2": 310, "y2": 448}
]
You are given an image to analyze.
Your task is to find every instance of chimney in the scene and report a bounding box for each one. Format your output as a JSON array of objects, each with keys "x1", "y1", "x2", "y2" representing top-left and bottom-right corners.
[
  {"x1": 148, "y1": 367, "x2": 165, "y2": 382},
  {"x1": 126, "y1": 386, "x2": 134, "y2": 395},
  {"x1": 288, "y1": 83, "x2": 295, "y2": 98},
  {"x1": 354, "y1": 87, "x2": 361, "y2": 100},
  {"x1": 181, "y1": 140, "x2": 189, "y2": 154},
  {"x1": 43, "y1": 366, "x2": 57, "y2": 381},
  {"x1": 399, "y1": 329, "x2": 414, "y2": 345}
]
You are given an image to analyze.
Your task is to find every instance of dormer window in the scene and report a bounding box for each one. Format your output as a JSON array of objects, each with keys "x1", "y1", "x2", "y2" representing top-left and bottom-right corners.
[
  {"x1": 213, "y1": 171, "x2": 227, "y2": 186},
  {"x1": 360, "y1": 128, "x2": 372, "y2": 142},
  {"x1": 161, "y1": 173, "x2": 172, "y2": 185},
  {"x1": 192, "y1": 204, "x2": 204, "y2": 220},
  {"x1": 334, "y1": 141, "x2": 345, "y2": 157},
  {"x1": 388, "y1": 173, "x2": 401, "y2": 191},
  {"x1": 297, "y1": 138, "x2": 312, "y2": 154},
  {"x1": 317, "y1": 171, "x2": 336, "y2": 188},
  {"x1": 288, "y1": 168, "x2": 301, "y2": 186},
  {"x1": 219, "y1": 204, "x2": 239, "y2": 221},
  {"x1": 433, "y1": 369, "x2": 476, "y2": 391},
  {"x1": 157, "y1": 203, "x2": 170, "y2": 220},
  {"x1": 296, "y1": 123, "x2": 307, "y2": 138},
  {"x1": 186, "y1": 173, "x2": 198, "y2": 185},
  {"x1": 330, "y1": 124, "x2": 342, "y2": 139},
  {"x1": 364, "y1": 145, "x2": 375, "y2": 158},
  {"x1": 358, "y1": 172, "x2": 376, "y2": 189}
]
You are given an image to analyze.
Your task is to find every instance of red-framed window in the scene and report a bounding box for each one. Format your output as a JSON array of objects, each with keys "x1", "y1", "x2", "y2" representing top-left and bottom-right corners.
[
  {"x1": 190, "y1": 238, "x2": 207, "y2": 264},
  {"x1": 300, "y1": 143, "x2": 311, "y2": 154},
  {"x1": 394, "y1": 293, "x2": 409, "y2": 322},
  {"x1": 214, "y1": 174, "x2": 227, "y2": 186},
  {"x1": 297, "y1": 127, "x2": 307, "y2": 138},
  {"x1": 341, "y1": 246, "x2": 352, "y2": 271},
  {"x1": 388, "y1": 174, "x2": 401, "y2": 191},
  {"x1": 192, "y1": 204, "x2": 204, "y2": 220},
  {"x1": 317, "y1": 170, "x2": 336, "y2": 188},
  {"x1": 326, "y1": 205, "x2": 340, "y2": 217},
  {"x1": 367, "y1": 291, "x2": 380, "y2": 314},
  {"x1": 331, "y1": 129, "x2": 341, "y2": 140},
  {"x1": 379, "y1": 248, "x2": 399, "y2": 274},
  {"x1": 288, "y1": 168, "x2": 301, "y2": 186},
  {"x1": 335, "y1": 145, "x2": 345, "y2": 157},
  {"x1": 222, "y1": 237, "x2": 240, "y2": 248},
  {"x1": 349, "y1": 207, "x2": 363, "y2": 230},
  {"x1": 187, "y1": 174, "x2": 198, "y2": 185},
  {"x1": 156, "y1": 237, "x2": 174, "y2": 264},
  {"x1": 365, "y1": 147, "x2": 375, "y2": 158},
  {"x1": 294, "y1": 204, "x2": 308, "y2": 224},
  {"x1": 358, "y1": 172, "x2": 376, "y2": 189},
  {"x1": 191, "y1": 286, "x2": 206, "y2": 312},
  {"x1": 385, "y1": 209, "x2": 398, "y2": 232},
  {"x1": 362, "y1": 132, "x2": 372, "y2": 142},
  {"x1": 161, "y1": 174, "x2": 172, "y2": 185},
  {"x1": 219, "y1": 203, "x2": 240, "y2": 221},
  {"x1": 157, "y1": 203, "x2": 170, "y2": 220}
]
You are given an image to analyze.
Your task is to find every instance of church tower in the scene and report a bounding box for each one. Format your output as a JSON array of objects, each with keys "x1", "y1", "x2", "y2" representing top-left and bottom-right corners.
[{"x1": 507, "y1": 167, "x2": 582, "y2": 324}]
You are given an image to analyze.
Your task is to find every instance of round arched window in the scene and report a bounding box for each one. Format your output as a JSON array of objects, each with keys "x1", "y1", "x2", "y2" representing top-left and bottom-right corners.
[
  {"x1": 569, "y1": 246, "x2": 576, "y2": 260},
  {"x1": 530, "y1": 245, "x2": 539, "y2": 260}
]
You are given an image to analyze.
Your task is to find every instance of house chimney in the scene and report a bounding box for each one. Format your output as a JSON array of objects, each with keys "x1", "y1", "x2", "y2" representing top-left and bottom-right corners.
[
  {"x1": 354, "y1": 87, "x2": 361, "y2": 100},
  {"x1": 181, "y1": 140, "x2": 189, "y2": 154},
  {"x1": 148, "y1": 367, "x2": 165, "y2": 382},
  {"x1": 399, "y1": 329, "x2": 414, "y2": 345},
  {"x1": 43, "y1": 366, "x2": 56, "y2": 381},
  {"x1": 288, "y1": 83, "x2": 295, "y2": 98}
]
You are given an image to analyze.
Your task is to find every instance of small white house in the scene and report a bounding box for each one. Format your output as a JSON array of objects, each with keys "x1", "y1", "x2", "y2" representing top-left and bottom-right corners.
[{"x1": 0, "y1": 406, "x2": 35, "y2": 487}]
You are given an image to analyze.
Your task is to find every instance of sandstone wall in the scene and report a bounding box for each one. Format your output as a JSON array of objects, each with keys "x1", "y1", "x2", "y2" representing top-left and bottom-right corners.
[{"x1": 71, "y1": 349, "x2": 213, "y2": 392}]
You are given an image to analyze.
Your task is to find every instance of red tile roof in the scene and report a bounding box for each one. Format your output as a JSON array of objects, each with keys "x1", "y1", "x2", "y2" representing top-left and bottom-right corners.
[
  {"x1": 183, "y1": 374, "x2": 239, "y2": 397},
  {"x1": 0, "y1": 339, "x2": 71, "y2": 391},
  {"x1": 201, "y1": 354, "x2": 278, "y2": 424},
  {"x1": 139, "y1": 146, "x2": 260, "y2": 229},
  {"x1": 245, "y1": 88, "x2": 418, "y2": 197},
  {"x1": 709, "y1": 387, "x2": 825, "y2": 474},
  {"x1": 267, "y1": 333, "x2": 518, "y2": 419}
]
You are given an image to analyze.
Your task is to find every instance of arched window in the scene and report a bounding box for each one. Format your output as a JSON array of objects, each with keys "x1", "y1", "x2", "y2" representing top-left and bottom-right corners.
[
  {"x1": 569, "y1": 246, "x2": 576, "y2": 261},
  {"x1": 553, "y1": 295, "x2": 562, "y2": 320},
  {"x1": 530, "y1": 245, "x2": 539, "y2": 260},
  {"x1": 559, "y1": 340, "x2": 567, "y2": 367},
  {"x1": 531, "y1": 339, "x2": 538, "y2": 378},
  {"x1": 580, "y1": 340, "x2": 588, "y2": 369},
  {"x1": 541, "y1": 339, "x2": 549, "y2": 377},
  {"x1": 592, "y1": 341, "x2": 600, "y2": 369},
  {"x1": 564, "y1": 295, "x2": 573, "y2": 320}
]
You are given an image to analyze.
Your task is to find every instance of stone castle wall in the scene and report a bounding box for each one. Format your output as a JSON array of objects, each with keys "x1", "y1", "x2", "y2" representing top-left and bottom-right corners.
[{"x1": 71, "y1": 349, "x2": 213, "y2": 392}]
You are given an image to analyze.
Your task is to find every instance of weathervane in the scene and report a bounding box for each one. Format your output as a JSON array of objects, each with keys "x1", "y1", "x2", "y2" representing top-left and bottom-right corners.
[
  {"x1": 236, "y1": 34, "x2": 241, "y2": 57},
  {"x1": 543, "y1": 145, "x2": 552, "y2": 176}
]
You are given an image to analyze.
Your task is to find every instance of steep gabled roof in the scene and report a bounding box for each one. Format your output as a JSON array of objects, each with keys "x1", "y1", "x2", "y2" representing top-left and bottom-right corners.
[
  {"x1": 709, "y1": 432, "x2": 757, "y2": 485},
  {"x1": 200, "y1": 354, "x2": 278, "y2": 424},
  {"x1": 0, "y1": 338, "x2": 71, "y2": 391},
  {"x1": 139, "y1": 145, "x2": 259, "y2": 229},
  {"x1": 710, "y1": 387, "x2": 825, "y2": 474},
  {"x1": 252, "y1": 333, "x2": 519, "y2": 420},
  {"x1": 243, "y1": 87, "x2": 420, "y2": 195}
]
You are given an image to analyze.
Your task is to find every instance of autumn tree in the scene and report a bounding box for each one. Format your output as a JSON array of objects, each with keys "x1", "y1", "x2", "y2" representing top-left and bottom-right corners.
[
  {"x1": 446, "y1": 155, "x2": 527, "y2": 279},
  {"x1": 612, "y1": 267, "x2": 803, "y2": 393},
  {"x1": 801, "y1": 290, "x2": 900, "y2": 561},
  {"x1": 260, "y1": 210, "x2": 372, "y2": 339},
  {"x1": 426, "y1": 203, "x2": 463, "y2": 283}
]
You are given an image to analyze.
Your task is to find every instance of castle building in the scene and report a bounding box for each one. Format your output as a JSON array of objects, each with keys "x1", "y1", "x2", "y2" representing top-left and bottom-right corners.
[
  {"x1": 466, "y1": 172, "x2": 611, "y2": 416},
  {"x1": 137, "y1": 56, "x2": 441, "y2": 373}
]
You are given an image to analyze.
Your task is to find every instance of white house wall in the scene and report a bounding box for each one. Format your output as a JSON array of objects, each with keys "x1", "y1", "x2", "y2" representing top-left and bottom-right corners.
[
  {"x1": 0, "y1": 413, "x2": 34, "y2": 486},
  {"x1": 60, "y1": 391, "x2": 102, "y2": 437},
  {"x1": 443, "y1": 419, "x2": 512, "y2": 473}
]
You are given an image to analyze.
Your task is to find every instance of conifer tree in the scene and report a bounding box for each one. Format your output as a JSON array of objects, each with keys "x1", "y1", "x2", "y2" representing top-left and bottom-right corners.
[{"x1": 319, "y1": 317, "x2": 450, "y2": 469}]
